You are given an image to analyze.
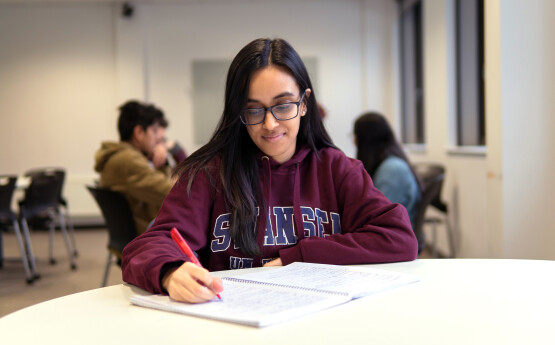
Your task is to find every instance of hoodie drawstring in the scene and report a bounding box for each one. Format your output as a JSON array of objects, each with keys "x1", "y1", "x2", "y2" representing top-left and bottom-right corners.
[
  {"x1": 257, "y1": 156, "x2": 271, "y2": 244},
  {"x1": 260, "y1": 157, "x2": 304, "y2": 246},
  {"x1": 293, "y1": 162, "x2": 304, "y2": 242}
]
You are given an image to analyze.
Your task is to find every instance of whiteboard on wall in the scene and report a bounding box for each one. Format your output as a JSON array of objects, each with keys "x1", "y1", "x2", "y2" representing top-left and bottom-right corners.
[
  {"x1": 192, "y1": 57, "x2": 318, "y2": 146},
  {"x1": 192, "y1": 59, "x2": 229, "y2": 146}
]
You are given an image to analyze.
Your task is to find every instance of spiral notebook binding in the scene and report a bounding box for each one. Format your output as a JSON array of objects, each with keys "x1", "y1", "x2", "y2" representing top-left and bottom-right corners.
[{"x1": 222, "y1": 277, "x2": 350, "y2": 298}]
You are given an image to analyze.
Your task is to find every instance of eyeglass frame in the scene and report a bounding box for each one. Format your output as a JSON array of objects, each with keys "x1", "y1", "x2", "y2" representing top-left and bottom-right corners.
[{"x1": 240, "y1": 92, "x2": 307, "y2": 125}]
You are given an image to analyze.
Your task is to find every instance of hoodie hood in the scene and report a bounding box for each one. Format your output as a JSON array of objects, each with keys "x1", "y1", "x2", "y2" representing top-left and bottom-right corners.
[
  {"x1": 94, "y1": 141, "x2": 138, "y2": 172},
  {"x1": 256, "y1": 145, "x2": 311, "y2": 170}
]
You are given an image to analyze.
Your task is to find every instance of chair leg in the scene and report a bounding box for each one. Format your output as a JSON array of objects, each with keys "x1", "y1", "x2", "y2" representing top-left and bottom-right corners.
[
  {"x1": 62, "y1": 205, "x2": 78, "y2": 257},
  {"x1": 12, "y1": 220, "x2": 34, "y2": 283},
  {"x1": 445, "y1": 216, "x2": 456, "y2": 258},
  {"x1": 426, "y1": 216, "x2": 455, "y2": 258},
  {"x1": 431, "y1": 220, "x2": 438, "y2": 258},
  {"x1": 20, "y1": 218, "x2": 40, "y2": 280},
  {"x1": 48, "y1": 213, "x2": 56, "y2": 265},
  {"x1": 101, "y1": 251, "x2": 113, "y2": 287},
  {"x1": 56, "y1": 210, "x2": 77, "y2": 270}
]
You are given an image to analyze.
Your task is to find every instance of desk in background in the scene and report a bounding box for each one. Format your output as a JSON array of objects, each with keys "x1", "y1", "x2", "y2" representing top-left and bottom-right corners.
[{"x1": 1, "y1": 259, "x2": 554, "y2": 344}]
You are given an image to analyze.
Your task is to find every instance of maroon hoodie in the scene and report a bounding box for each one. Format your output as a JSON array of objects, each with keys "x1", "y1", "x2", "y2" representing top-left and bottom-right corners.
[{"x1": 122, "y1": 146, "x2": 418, "y2": 294}]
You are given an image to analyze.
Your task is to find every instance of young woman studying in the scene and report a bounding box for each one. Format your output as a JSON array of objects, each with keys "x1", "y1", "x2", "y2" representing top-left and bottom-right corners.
[{"x1": 121, "y1": 38, "x2": 418, "y2": 303}]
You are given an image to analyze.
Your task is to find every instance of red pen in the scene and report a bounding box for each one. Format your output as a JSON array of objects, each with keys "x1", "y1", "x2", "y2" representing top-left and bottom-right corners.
[{"x1": 170, "y1": 227, "x2": 222, "y2": 300}]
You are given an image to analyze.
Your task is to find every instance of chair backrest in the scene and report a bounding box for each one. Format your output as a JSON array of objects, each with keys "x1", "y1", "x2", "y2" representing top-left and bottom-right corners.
[
  {"x1": 0, "y1": 175, "x2": 18, "y2": 220},
  {"x1": 413, "y1": 163, "x2": 448, "y2": 212},
  {"x1": 411, "y1": 165, "x2": 445, "y2": 252},
  {"x1": 86, "y1": 186, "x2": 137, "y2": 256},
  {"x1": 25, "y1": 167, "x2": 67, "y2": 206},
  {"x1": 19, "y1": 171, "x2": 60, "y2": 219}
]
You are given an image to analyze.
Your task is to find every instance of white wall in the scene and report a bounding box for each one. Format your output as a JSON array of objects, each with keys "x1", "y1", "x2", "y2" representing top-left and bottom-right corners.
[
  {"x1": 1, "y1": 0, "x2": 396, "y2": 216},
  {"x1": 484, "y1": 0, "x2": 504, "y2": 258},
  {"x1": 116, "y1": 0, "x2": 375, "y2": 158},
  {"x1": 499, "y1": 0, "x2": 555, "y2": 259},
  {"x1": 0, "y1": 3, "x2": 117, "y2": 215},
  {"x1": 360, "y1": 0, "x2": 398, "y2": 123}
]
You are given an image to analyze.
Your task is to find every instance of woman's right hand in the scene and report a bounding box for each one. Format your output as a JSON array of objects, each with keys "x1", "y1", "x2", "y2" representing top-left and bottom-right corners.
[{"x1": 162, "y1": 262, "x2": 224, "y2": 303}]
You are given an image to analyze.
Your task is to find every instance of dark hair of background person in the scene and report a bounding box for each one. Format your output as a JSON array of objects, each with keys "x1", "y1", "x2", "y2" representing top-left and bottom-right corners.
[
  {"x1": 153, "y1": 107, "x2": 168, "y2": 128},
  {"x1": 354, "y1": 112, "x2": 420, "y2": 187},
  {"x1": 174, "y1": 38, "x2": 336, "y2": 255},
  {"x1": 118, "y1": 100, "x2": 163, "y2": 141}
]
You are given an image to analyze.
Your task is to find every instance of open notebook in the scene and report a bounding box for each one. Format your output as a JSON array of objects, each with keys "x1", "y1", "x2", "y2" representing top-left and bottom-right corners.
[{"x1": 130, "y1": 262, "x2": 419, "y2": 327}]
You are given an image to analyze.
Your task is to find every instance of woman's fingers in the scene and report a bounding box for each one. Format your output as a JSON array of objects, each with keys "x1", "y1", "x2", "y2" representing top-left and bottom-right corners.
[
  {"x1": 263, "y1": 258, "x2": 283, "y2": 267},
  {"x1": 164, "y1": 262, "x2": 223, "y2": 303},
  {"x1": 210, "y1": 276, "x2": 224, "y2": 294}
]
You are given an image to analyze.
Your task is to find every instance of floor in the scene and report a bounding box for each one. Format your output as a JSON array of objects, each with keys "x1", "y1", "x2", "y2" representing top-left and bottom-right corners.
[
  {"x1": 0, "y1": 227, "x2": 124, "y2": 317},
  {"x1": 0, "y1": 226, "x2": 434, "y2": 318}
]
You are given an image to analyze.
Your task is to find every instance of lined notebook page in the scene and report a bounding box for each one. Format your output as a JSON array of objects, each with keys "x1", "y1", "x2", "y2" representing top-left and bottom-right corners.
[
  {"x1": 130, "y1": 262, "x2": 419, "y2": 327},
  {"x1": 131, "y1": 278, "x2": 350, "y2": 327},
  {"x1": 235, "y1": 262, "x2": 419, "y2": 298}
]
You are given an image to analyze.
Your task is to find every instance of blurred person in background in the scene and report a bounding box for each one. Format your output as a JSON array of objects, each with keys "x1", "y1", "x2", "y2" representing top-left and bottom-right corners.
[
  {"x1": 94, "y1": 100, "x2": 177, "y2": 234},
  {"x1": 353, "y1": 112, "x2": 421, "y2": 234}
]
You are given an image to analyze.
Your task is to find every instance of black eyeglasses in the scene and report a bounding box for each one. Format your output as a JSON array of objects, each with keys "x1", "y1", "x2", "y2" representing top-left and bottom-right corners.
[{"x1": 240, "y1": 93, "x2": 306, "y2": 125}]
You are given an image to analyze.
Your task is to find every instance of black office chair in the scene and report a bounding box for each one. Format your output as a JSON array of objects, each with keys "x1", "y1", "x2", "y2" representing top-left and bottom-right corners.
[
  {"x1": 86, "y1": 186, "x2": 138, "y2": 287},
  {"x1": 413, "y1": 163, "x2": 456, "y2": 258},
  {"x1": 0, "y1": 175, "x2": 35, "y2": 283},
  {"x1": 25, "y1": 168, "x2": 78, "y2": 258},
  {"x1": 19, "y1": 170, "x2": 77, "y2": 278}
]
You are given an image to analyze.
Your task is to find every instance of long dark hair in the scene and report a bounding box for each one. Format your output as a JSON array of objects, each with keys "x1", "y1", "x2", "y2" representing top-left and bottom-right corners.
[
  {"x1": 174, "y1": 38, "x2": 335, "y2": 255},
  {"x1": 354, "y1": 112, "x2": 419, "y2": 185}
]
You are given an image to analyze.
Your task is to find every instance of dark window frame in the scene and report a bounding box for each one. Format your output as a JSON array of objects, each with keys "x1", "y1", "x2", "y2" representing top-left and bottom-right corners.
[
  {"x1": 399, "y1": 0, "x2": 425, "y2": 144},
  {"x1": 455, "y1": 0, "x2": 486, "y2": 146}
]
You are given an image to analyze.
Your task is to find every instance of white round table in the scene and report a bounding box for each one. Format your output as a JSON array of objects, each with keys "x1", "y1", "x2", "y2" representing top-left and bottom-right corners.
[{"x1": 1, "y1": 259, "x2": 554, "y2": 345}]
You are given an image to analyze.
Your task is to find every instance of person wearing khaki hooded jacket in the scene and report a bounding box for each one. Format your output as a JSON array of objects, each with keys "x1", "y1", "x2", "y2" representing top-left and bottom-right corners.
[{"x1": 94, "y1": 101, "x2": 174, "y2": 234}]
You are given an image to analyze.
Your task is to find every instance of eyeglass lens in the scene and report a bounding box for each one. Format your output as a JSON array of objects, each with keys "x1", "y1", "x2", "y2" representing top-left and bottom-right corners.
[{"x1": 241, "y1": 93, "x2": 304, "y2": 125}]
